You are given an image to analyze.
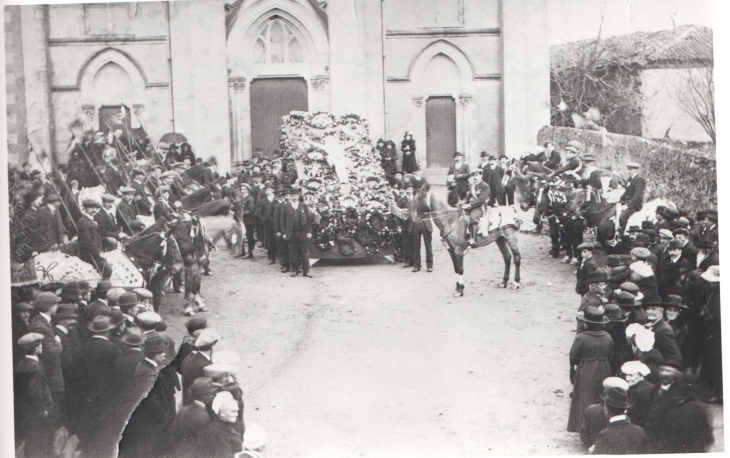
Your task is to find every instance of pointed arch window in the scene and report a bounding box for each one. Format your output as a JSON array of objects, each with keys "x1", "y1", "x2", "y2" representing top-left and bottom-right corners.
[{"x1": 253, "y1": 19, "x2": 305, "y2": 64}]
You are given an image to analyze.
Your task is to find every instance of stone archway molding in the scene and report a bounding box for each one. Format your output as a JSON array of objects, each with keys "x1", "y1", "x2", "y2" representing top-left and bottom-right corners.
[
  {"x1": 76, "y1": 47, "x2": 150, "y2": 94},
  {"x1": 407, "y1": 39, "x2": 476, "y2": 94}
]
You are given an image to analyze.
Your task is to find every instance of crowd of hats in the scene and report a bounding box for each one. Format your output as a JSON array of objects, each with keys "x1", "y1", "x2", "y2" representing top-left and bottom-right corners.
[{"x1": 280, "y1": 112, "x2": 400, "y2": 255}]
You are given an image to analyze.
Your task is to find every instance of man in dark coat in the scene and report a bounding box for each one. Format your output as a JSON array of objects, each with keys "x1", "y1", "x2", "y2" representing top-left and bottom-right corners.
[
  {"x1": 181, "y1": 329, "x2": 219, "y2": 405},
  {"x1": 446, "y1": 151, "x2": 471, "y2": 200},
  {"x1": 617, "y1": 161, "x2": 645, "y2": 236},
  {"x1": 237, "y1": 183, "x2": 257, "y2": 258},
  {"x1": 575, "y1": 243, "x2": 598, "y2": 295},
  {"x1": 461, "y1": 169, "x2": 490, "y2": 247},
  {"x1": 580, "y1": 377, "x2": 629, "y2": 448},
  {"x1": 128, "y1": 169, "x2": 153, "y2": 216},
  {"x1": 18, "y1": 191, "x2": 47, "y2": 256},
  {"x1": 95, "y1": 194, "x2": 128, "y2": 250},
  {"x1": 549, "y1": 141, "x2": 584, "y2": 179},
  {"x1": 398, "y1": 184, "x2": 414, "y2": 267},
  {"x1": 643, "y1": 296, "x2": 683, "y2": 366},
  {"x1": 410, "y1": 177, "x2": 433, "y2": 273},
  {"x1": 622, "y1": 360, "x2": 654, "y2": 427},
  {"x1": 543, "y1": 141, "x2": 562, "y2": 170},
  {"x1": 281, "y1": 185, "x2": 314, "y2": 277},
  {"x1": 119, "y1": 332, "x2": 176, "y2": 458},
  {"x1": 116, "y1": 187, "x2": 145, "y2": 235},
  {"x1": 481, "y1": 155, "x2": 505, "y2": 206},
  {"x1": 28, "y1": 293, "x2": 64, "y2": 408},
  {"x1": 273, "y1": 187, "x2": 290, "y2": 272},
  {"x1": 644, "y1": 362, "x2": 714, "y2": 453},
  {"x1": 592, "y1": 387, "x2": 649, "y2": 455},
  {"x1": 657, "y1": 240, "x2": 692, "y2": 299},
  {"x1": 14, "y1": 333, "x2": 56, "y2": 458},
  {"x1": 38, "y1": 193, "x2": 68, "y2": 249},
  {"x1": 77, "y1": 316, "x2": 123, "y2": 457},
  {"x1": 172, "y1": 377, "x2": 217, "y2": 458},
  {"x1": 672, "y1": 227, "x2": 699, "y2": 268},
  {"x1": 153, "y1": 186, "x2": 179, "y2": 224},
  {"x1": 193, "y1": 391, "x2": 244, "y2": 458},
  {"x1": 261, "y1": 183, "x2": 278, "y2": 264},
  {"x1": 103, "y1": 159, "x2": 125, "y2": 196}
]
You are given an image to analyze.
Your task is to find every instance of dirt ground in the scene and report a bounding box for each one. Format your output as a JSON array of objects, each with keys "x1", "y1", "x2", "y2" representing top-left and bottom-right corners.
[{"x1": 154, "y1": 217, "x2": 724, "y2": 457}]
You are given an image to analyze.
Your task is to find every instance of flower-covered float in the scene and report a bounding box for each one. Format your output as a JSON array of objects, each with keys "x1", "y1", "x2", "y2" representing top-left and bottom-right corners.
[{"x1": 280, "y1": 111, "x2": 400, "y2": 259}]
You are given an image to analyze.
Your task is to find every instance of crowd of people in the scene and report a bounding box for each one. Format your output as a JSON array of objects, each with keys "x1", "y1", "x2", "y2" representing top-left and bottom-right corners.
[
  {"x1": 9, "y1": 124, "x2": 722, "y2": 456},
  {"x1": 521, "y1": 143, "x2": 722, "y2": 454},
  {"x1": 12, "y1": 281, "x2": 268, "y2": 458}
]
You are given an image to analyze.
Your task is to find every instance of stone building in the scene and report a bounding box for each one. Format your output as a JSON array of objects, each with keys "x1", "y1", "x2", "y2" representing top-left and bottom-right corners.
[{"x1": 5, "y1": 0, "x2": 550, "y2": 177}]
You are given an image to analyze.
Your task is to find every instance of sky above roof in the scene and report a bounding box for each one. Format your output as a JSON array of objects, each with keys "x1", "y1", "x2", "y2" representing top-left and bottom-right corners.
[{"x1": 548, "y1": 0, "x2": 714, "y2": 45}]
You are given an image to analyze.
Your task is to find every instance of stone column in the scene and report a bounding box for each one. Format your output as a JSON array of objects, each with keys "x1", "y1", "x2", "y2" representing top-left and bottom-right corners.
[
  {"x1": 169, "y1": 0, "x2": 231, "y2": 171},
  {"x1": 501, "y1": 0, "x2": 549, "y2": 157},
  {"x1": 228, "y1": 77, "x2": 247, "y2": 163},
  {"x1": 459, "y1": 95, "x2": 473, "y2": 163}
]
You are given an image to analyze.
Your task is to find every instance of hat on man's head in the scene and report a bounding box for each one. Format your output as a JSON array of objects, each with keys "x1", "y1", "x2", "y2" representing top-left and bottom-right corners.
[
  {"x1": 665, "y1": 295, "x2": 690, "y2": 311},
  {"x1": 605, "y1": 303, "x2": 628, "y2": 322},
  {"x1": 586, "y1": 271, "x2": 609, "y2": 283},
  {"x1": 118, "y1": 292, "x2": 139, "y2": 308},
  {"x1": 641, "y1": 221, "x2": 655, "y2": 230},
  {"x1": 469, "y1": 169, "x2": 482, "y2": 177},
  {"x1": 619, "y1": 282, "x2": 642, "y2": 297},
  {"x1": 663, "y1": 206, "x2": 679, "y2": 219},
  {"x1": 635, "y1": 234, "x2": 650, "y2": 244},
  {"x1": 82, "y1": 199, "x2": 102, "y2": 208},
  {"x1": 480, "y1": 151, "x2": 488, "y2": 158},
  {"x1": 203, "y1": 364, "x2": 237, "y2": 380},
  {"x1": 577, "y1": 242, "x2": 594, "y2": 251},
  {"x1": 676, "y1": 217, "x2": 690, "y2": 228},
  {"x1": 630, "y1": 247, "x2": 651, "y2": 260},
  {"x1": 707, "y1": 209, "x2": 718, "y2": 222},
  {"x1": 658, "y1": 229, "x2": 674, "y2": 239},
  {"x1": 160, "y1": 171, "x2": 176, "y2": 179},
  {"x1": 615, "y1": 291, "x2": 639, "y2": 307},
  {"x1": 672, "y1": 228, "x2": 689, "y2": 237},
  {"x1": 667, "y1": 239, "x2": 683, "y2": 249},
  {"x1": 185, "y1": 316, "x2": 208, "y2": 334},
  {"x1": 134, "y1": 288, "x2": 153, "y2": 300},
  {"x1": 96, "y1": 280, "x2": 113, "y2": 293},
  {"x1": 602, "y1": 386, "x2": 632, "y2": 409},
  {"x1": 289, "y1": 184, "x2": 302, "y2": 194},
  {"x1": 583, "y1": 154, "x2": 596, "y2": 163},
  {"x1": 106, "y1": 287, "x2": 126, "y2": 305},
  {"x1": 120, "y1": 327, "x2": 145, "y2": 347},
  {"x1": 101, "y1": 194, "x2": 116, "y2": 203},
  {"x1": 488, "y1": 154, "x2": 497, "y2": 160},
  {"x1": 14, "y1": 302, "x2": 33, "y2": 312},
  {"x1": 172, "y1": 162, "x2": 186, "y2": 169},
  {"x1": 626, "y1": 161, "x2": 641, "y2": 169},
  {"x1": 453, "y1": 151, "x2": 463, "y2": 157},
  {"x1": 18, "y1": 333, "x2": 44, "y2": 348},
  {"x1": 621, "y1": 361, "x2": 651, "y2": 377},
  {"x1": 190, "y1": 377, "x2": 218, "y2": 397},
  {"x1": 627, "y1": 225, "x2": 642, "y2": 233},
  {"x1": 120, "y1": 186, "x2": 136, "y2": 194},
  {"x1": 87, "y1": 316, "x2": 116, "y2": 333},
  {"x1": 606, "y1": 255, "x2": 622, "y2": 267},
  {"x1": 109, "y1": 309, "x2": 126, "y2": 328},
  {"x1": 142, "y1": 332, "x2": 166, "y2": 354},
  {"x1": 34, "y1": 292, "x2": 61, "y2": 312},
  {"x1": 137, "y1": 311, "x2": 162, "y2": 328},
  {"x1": 46, "y1": 194, "x2": 61, "y2": 203},
  {"x1": 195, "y1": 329, "x2": 221, "y2": 349},
  {"x1": 642, "y1": 296, "x2": 665, "y2": 308},
  {"x1": 578, "y1": 306, "x2": 609, "y2": 324}
]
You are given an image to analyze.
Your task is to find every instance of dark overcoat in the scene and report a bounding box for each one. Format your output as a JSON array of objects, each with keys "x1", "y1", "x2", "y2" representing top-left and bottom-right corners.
[{"x1": 567, "y1": 330, "x2": 614, "y2": 432}]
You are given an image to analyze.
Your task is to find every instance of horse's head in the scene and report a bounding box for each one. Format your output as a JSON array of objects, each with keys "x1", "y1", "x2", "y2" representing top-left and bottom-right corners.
[
  {"x1": 567, "y1": 187, "x2": 589, "y2": 215},
  {"x1": 162, "y1": 228, "x2": 184, "y2": 275}
]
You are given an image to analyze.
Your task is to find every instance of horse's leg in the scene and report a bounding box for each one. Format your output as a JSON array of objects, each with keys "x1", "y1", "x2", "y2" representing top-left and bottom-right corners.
[
  {"x1": 506, "y1": 231, "x2": 523, "y2": 289},
  {"x1": 192, "y1": 259, "x2": 208, "y2": 311},
  {"x1": 495, "y1": 237, "x2": 512, "y2": 288},
  {"x1": 149, "y1": 271, "x2": 165, "y2": 313},
  {"x1": 447, "y1": 248, "x2": 465, "y2": 297}
]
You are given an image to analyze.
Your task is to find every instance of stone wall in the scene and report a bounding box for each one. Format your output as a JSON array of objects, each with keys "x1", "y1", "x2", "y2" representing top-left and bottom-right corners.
[{"x1": 537, "y1": 126, "x2": 717, "y2": 211}]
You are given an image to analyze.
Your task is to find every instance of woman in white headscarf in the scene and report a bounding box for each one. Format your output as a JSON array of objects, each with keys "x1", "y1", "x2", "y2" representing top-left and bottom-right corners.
[{"x1": 195, "y1": 391, "x2": 244, "y2": 457}]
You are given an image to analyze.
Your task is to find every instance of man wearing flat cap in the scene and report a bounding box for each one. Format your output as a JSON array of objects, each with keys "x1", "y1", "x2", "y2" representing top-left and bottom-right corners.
[
  {"x1": 94, "y1": 193, "x2": 128, "y2": 252},
  {"x1": 76, "y1": 315, "x2": 123, "y2": 455},
  {"x1": 153, "y1": 185, "x2": 179, "y2": 224},
  {"x1": 28, "y1": 292, "x2": 64, "y2": 409},
  {"x1": 181, "y1": 328, "x2": 221, "y2": 405},
  {"x1": 575, "y1": 243, "x2": 598, "y2": 296},
  {"x1": 549, "y1": 141, "x2": 584, "y2": 180},
  {"x1": 76, "y1": 199, "x2": 112, "y2": 280},
  {"x1": 14, "y1": 332, "x2": 56, "y2": 458},
  {"x1": 447, "y1": 151, "x2": 471, "y2": 200},
  {"x1": 128, "y1": 169, "x2": 153, "y2": 216},
  {"x1": 172, "y1": 376, "x2": 218, "y2": 458},
  {"x1": 671, "y1": 227, "x2": 698, "y2": 268},
  {"x1": 117, "y1": 186, "x2": 146, "y2": 235}
]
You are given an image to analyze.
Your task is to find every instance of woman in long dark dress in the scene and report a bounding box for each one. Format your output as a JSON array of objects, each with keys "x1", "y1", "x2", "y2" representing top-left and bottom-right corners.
[
  {"x1": 568, "y1": 306, "x2": 614, "y2": 432},
  {"x1": 401, "y1": 132, "x2": 418, "y2": 174}
]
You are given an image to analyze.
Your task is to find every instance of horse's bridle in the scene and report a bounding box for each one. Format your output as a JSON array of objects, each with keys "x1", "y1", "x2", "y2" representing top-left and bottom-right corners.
[{"x1": 122, "y1": 232, "x2": 180, "y2": 269}]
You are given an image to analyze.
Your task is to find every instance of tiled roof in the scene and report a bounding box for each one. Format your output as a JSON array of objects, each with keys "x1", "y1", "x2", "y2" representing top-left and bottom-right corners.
[{"x1": 551, "y1": 25, "x2": 713, "y2": 71}]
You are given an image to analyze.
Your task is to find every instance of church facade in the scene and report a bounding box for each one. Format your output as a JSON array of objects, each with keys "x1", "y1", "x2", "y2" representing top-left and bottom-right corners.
[{"x1": 5, "y1": 0, "x2": 549, "y2": 176}]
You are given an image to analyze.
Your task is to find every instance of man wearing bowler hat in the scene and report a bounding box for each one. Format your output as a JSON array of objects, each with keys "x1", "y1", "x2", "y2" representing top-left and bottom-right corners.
[
  {"x1": 77, "y1": 199, "x2": 113, "y2": 279},
  {"x1": 618, "y1": 161, "x2": 645, "y2": 237},
  {"x1": 273, "y1": 185, "x2": 291, "y2": 272},
  {"x1": 642, "y1": 296, "x2": 682, "y2": 364},
  {"x1": 481, "y1": 154, "x2": 505, "y2": 206},
  {"x1": 592, "y1": 386, "x2": 648, "y2": 454},
  {"x1": 447, "y1": 151, "x2": 471, "y2": 200},
  {"x1": 281, "y1": 185, "x2": 314, "y2": 277}
]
